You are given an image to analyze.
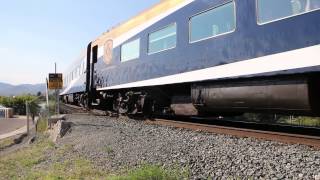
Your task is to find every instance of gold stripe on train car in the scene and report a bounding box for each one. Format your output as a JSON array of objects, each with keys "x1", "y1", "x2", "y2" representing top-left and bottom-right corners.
[{"x1": 92, "y1": 0, "x2": 188, "y2": 47}]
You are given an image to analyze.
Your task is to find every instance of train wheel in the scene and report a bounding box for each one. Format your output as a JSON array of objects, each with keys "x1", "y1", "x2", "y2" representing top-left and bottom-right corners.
[
  {"x1": 119, "y1": 103, "x2": 128, "y2": 114},
  {"x1": 142, "y1": 96, "x2": 155, "y2": 118}
]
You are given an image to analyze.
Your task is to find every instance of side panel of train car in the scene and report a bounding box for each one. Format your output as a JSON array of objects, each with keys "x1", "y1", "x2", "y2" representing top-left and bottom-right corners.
[{"x1": 61, "y1": 0, "x2": 320, "y2": 116}]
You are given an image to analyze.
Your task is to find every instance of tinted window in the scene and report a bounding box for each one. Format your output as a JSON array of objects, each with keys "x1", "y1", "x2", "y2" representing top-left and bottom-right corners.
[
  {"x1": 121, "y1": 39, "x2": 140, "y2": 62},
  {"x1": 148, "y1": 24, "x2": 176, "y2": 54},
  {"x1": 190, "y1": 2, "x2": 236, "y2": 43},
  {"x1": 258, "y1": 0, "x2": 320, "y2": 24}
]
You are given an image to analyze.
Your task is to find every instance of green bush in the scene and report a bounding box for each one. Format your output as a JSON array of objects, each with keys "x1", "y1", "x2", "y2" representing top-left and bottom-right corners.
[{"x1": 0, "y1": 95, "x2": 40, "y2": 115}]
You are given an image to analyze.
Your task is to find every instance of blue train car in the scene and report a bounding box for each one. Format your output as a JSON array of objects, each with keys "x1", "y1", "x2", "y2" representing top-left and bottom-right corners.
[{"x1": 61, "y1": 0, "x2": 320, "y2": 116}]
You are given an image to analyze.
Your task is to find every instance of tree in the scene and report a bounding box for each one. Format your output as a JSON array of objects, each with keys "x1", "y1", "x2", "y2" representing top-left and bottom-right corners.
[{"x1": 0, "y1": 95, "x2": 41, "y2": 116}]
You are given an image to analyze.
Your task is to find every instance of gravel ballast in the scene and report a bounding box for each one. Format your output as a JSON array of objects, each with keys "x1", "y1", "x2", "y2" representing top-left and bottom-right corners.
[{"x1": 50, "y1": 114, "x2": 319, "y2": 179}]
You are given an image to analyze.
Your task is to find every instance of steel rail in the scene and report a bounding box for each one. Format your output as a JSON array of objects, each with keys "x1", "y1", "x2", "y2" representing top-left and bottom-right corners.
[
  {"x1": 147, "y1": 119, "x2": 320, "y2": 149},
  {"x1": 61, "y1": 103, "x2": 320, "y2": 148}
]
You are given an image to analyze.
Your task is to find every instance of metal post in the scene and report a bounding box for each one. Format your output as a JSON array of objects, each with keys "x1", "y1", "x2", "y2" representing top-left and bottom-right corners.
[
  {"x1": 45, "y1": 78, "x2": 50, "y2": 129},
  {"x1": 46, "y1": 78, "x2": 49, "y2": 109},
  {"x1": 55, "y1": 62, "x2": 60, "y2": 115},
  {"x1": 57, "y1": 90, "x2": 60, "y2": 115},
  {"x1": 55, "y1": 63, "x2": 57, "y2": 115},
  {"x1": 26, "y1": 102, "x2": 30, "y2": 135}
]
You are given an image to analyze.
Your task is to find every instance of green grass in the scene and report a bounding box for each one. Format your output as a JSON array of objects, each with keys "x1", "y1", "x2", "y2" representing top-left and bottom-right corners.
[
  {"x1": 48, "y1": 100, "x2": 58, "y2": 116},
  {"x1": 240, "y1": 113, "x2": 320, "y2": 127},
  {"x1": 280, "y1": 116, "x2": 320, "y2": 127},
  {"x1": 36, "y1": 118, "x2": 48, "y2": 133},
  {"x1": 0, "y1": 136, "x2": 107, "y2": 180},
  {"x1": 0, "y1": 135, "x2": 54, "y2": 180},
  {"x1": 0, "y1": 137, "x2": 15, "y2": 150},
  {"x1": 104, "y1": 146, "x2": 114, "y2": 154},
  {"x1": 0, "y1": 136, "x2": 189, "y2": 180},
  {"x1": 28, "y1": 158, "x2": 108, "y2": 180},
  {"x1": 109, "y1": 164, "x2": 189, "y2": 180}
]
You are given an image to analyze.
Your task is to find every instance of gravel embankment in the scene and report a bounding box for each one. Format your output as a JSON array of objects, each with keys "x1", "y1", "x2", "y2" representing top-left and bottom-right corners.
[{"x1": 49, "y1": 114, "x2": 320, "y2": 179}]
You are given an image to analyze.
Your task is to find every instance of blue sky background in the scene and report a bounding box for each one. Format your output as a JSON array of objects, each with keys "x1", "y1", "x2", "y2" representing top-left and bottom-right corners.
[{"x1": 0, "y1": 0, "x2": 159, "y2": 85}]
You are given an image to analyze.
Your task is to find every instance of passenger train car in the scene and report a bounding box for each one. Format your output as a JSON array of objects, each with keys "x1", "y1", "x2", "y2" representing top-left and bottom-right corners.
[{"x1": 61, "y1": 0, "x2": 320, "y2": 116}]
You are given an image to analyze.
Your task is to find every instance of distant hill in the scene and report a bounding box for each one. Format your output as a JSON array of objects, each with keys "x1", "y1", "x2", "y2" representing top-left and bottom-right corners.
[{"x1": 0, "y1": 82, "x2": 46, "y2": 96}]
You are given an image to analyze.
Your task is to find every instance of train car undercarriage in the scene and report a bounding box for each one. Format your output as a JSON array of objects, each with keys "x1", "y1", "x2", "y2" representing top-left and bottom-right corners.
[{"x1": 62, "y1": 74, "x2": 320, "y2": 117}]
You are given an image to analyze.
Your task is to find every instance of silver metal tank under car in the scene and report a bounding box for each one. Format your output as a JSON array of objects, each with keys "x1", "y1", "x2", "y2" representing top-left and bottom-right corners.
[{"x1": 191, "y1": 75, "x2": 320, "y2": 116}]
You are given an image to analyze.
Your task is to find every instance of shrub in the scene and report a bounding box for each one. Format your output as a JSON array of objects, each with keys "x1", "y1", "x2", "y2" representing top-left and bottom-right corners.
[{"x1": 0, "y1": 95, "x2": 40, "y2": 116}]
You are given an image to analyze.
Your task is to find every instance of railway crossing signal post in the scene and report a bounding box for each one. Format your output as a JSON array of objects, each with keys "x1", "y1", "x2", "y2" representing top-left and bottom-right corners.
[{"x1": 48, "y1": 63, "x2": 63, "y2": 115}]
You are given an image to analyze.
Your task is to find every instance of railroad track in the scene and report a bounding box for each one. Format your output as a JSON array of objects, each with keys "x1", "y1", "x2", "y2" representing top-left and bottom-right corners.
[
  {"x1": 59, "y1": 103, "x2": 88, "y2": 114},
  {"x1": 147, "y1": 118, "x2": 320, "y2": 149},
  {"x1": 61, "y1": 103, "x2": 320, "y2": 149}
]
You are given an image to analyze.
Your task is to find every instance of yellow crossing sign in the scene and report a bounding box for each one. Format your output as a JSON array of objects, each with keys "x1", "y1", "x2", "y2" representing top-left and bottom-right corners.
[{"x1": 48, "y1": 73, "x2": 63, "y2": 89}]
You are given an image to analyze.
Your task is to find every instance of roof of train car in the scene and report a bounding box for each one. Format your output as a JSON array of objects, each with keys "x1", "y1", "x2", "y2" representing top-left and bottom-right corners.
[
  {"x1": 64, "y1": 50, "x2": 86, "y2": 74},
  {"x1": 92, "y1": 0, "x2": 191, "y2": 47}
]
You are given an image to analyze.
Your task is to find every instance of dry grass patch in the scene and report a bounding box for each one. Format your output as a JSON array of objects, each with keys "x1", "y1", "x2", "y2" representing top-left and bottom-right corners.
[{"x1": 0, "y1": 137, "x2": 15, "y2": 150}]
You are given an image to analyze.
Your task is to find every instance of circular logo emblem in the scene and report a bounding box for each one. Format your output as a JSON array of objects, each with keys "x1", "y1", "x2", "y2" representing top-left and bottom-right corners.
[{"x1": 104, "y1": 39, "x2": 113, "y2": 65}]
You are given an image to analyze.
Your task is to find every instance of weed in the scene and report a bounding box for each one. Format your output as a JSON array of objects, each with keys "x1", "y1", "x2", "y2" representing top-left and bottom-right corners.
[
  {"x1": 105, "y1": 146, "x2": 114, "y2": 154},
  {"x1": 109, "y1": 164, "x2": 189, "y2": 180},
  {"x1": 36, "y1": 118, "x2": 48, "y2": 133}
]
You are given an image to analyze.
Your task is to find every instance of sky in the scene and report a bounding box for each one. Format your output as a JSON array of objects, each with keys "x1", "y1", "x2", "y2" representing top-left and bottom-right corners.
[{"x1": 0, "y1": 0, "x2": 159, "y2": 85}]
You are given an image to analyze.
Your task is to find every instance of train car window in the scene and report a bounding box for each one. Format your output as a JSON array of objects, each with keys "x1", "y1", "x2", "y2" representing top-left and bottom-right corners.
[
  {"x1": 82, "y1": 61, "x2": 86, "y2": 74},
  {"x1": 148, "y1": 23, "x2": 176, "y2": 54},
  {"x1": 257, "y1": 0, "x2": 320, "y2": 24},
  {"x1": 121, "y1": 39, "x2": 140, "y2": 62},
  {"x1": 189, "y1": 1, "x2": 236, "y2": 43}
]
